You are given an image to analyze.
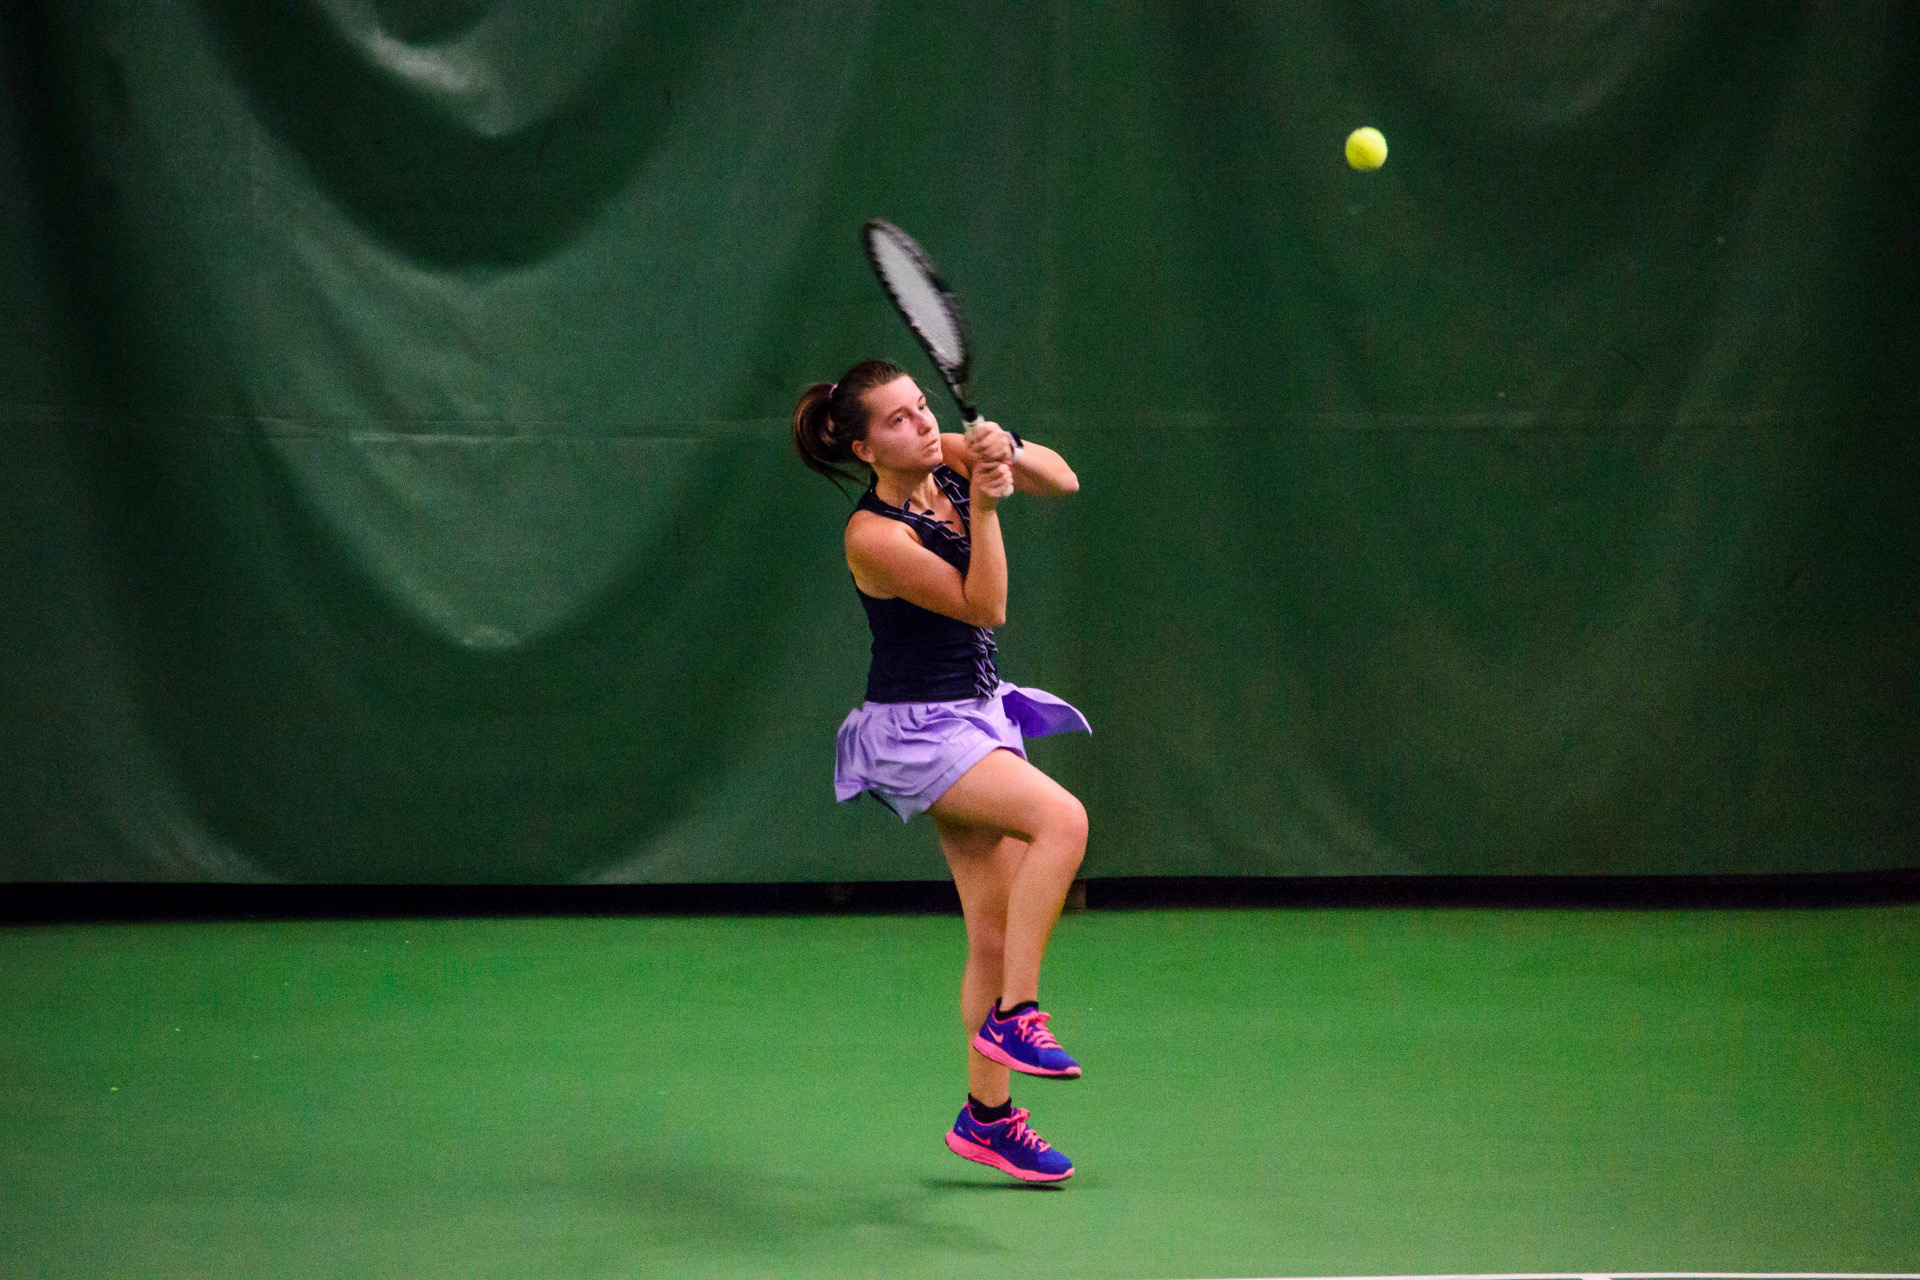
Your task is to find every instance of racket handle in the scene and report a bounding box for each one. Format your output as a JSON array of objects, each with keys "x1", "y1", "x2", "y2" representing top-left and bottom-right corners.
[{"x1": 963, "y1": 413, "x2": 983, "y2": 441}]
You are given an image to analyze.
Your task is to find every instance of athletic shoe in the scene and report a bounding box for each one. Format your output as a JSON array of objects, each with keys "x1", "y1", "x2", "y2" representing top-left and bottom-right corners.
[
  {"x1": 945, "y1": 1106, "x2": 1074, "y2": 1182},
  {"x1": 972, "y1": 1005, "x2": 1081, "y2": 1078}
]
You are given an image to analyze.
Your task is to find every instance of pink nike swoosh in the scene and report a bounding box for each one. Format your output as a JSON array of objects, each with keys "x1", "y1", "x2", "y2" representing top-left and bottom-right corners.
[{"x1": 986, "y1": 1026, "x2": 1005, "y2": 1044}]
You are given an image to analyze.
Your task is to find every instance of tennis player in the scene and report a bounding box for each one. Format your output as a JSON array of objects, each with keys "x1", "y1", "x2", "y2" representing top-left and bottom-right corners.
[{"x1": 793, "y1": 360, "x2": 1089, "y2": 1183}]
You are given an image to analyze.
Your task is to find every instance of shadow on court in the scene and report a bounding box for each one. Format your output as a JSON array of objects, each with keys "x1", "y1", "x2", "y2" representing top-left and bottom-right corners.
[
  {"x1": 920, "y1": 1177, "x2": 1067, "y2": 1194},
  {"x1": 585, "y1": 1152, "x2": 1008, "y2": 1258}
]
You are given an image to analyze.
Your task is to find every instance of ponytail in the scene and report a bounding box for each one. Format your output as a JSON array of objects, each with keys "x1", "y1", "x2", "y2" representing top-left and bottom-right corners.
[
  {"x1": 792, "y1": 381, "x2": 859, "y2": 493},
  {"x1": 791, "y1": 359, "x2": 907, "y2": 497}
]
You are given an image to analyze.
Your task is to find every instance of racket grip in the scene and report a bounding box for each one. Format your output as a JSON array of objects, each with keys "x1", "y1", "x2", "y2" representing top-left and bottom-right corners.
[{"x1": 962, "y1": 413, "x2": 983, "y2": 441}]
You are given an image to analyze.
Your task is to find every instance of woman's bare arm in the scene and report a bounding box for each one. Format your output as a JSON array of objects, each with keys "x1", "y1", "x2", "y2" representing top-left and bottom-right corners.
[
  {"x1": 939, "y1": 426, "x2": 1078, "y2": 495},
  {"x1": 845, "y1": 485, "x2": 1009, "y2": 627},
  {"x1": 1009, "y1": 439, "x2": 1076, "y2": 495}
]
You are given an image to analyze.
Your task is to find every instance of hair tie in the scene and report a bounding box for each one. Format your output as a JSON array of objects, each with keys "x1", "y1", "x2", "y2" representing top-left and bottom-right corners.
[{"x1": 827, "y1": 381, "x2": 839, "y2": 401}]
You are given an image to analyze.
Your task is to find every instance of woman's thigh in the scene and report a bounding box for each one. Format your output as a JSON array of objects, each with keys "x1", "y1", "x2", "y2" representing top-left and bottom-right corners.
[{"x1": 929, "y1": 747, "x2": 1085, "y2": 845}]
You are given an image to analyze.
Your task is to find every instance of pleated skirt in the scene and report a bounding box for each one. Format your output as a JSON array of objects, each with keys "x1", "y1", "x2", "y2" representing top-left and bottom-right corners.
[{"x1": 834, "y1": 683, "x2": 1091, "y2": 821}]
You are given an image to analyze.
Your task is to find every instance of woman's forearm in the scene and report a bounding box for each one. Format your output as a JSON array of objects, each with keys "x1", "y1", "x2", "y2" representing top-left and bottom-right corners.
[
  {"x1": 1013, "y1": 441, "x2": 1078, "y2": 495},
  {"x1": 964, "y1": 507, "x2": 1009, "y2": 628}
]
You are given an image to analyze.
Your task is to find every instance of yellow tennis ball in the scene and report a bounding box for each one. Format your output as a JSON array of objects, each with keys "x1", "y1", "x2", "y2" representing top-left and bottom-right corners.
[{"x1": 1345, "y1": 126, "x2": 1388, "y2": 171}]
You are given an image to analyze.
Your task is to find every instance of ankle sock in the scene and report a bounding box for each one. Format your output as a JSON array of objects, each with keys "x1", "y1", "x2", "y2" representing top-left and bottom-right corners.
[
  {"x1": 994, "y1": 999, "x2": 1039, "y2": 1020},
  {"x1": 968, "y1": 1094, "x2": 1014, "y2": 1124}
]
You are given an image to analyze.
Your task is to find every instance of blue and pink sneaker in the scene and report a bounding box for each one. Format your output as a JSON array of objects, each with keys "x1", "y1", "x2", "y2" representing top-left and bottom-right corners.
[
  {"x1": 972, "y1": 1004, "x2": 1081, "y2": 1078},
  {"x1": 945, "y1": 1106, "x2": 1074, "y2": 1182}
]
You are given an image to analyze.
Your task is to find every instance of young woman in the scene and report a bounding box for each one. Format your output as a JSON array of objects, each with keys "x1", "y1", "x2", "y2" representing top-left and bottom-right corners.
[{"x1": 793, "y1": 360, "x2": 1090, "y2": 1183}]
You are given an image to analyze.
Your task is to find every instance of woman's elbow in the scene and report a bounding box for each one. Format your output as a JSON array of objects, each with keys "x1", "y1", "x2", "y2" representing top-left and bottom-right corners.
[{"x1": 1055, "y1": 469, "x2": 1080, "y2": 495}]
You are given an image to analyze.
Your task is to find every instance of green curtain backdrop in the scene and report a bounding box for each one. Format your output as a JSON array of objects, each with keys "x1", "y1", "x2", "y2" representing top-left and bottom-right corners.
[{"x1": 2, "y1": 1, "x2": 1914, "y2": 883}]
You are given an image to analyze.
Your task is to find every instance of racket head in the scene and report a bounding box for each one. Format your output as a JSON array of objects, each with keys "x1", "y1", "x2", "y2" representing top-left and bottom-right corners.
[{"x1": 862, "y1": 218, "x2": 976, "y2": 420}]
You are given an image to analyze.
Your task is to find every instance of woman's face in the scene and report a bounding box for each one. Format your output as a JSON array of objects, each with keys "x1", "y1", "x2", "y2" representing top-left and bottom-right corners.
[{"x1": 853, "y1": 376, "x2": 942, "y2": 472}]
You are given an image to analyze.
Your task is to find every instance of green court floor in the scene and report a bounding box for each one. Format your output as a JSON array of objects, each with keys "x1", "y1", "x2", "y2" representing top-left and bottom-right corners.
[{"x1": 3, "y1": 906, "x2": 1915, "y2": 1278}]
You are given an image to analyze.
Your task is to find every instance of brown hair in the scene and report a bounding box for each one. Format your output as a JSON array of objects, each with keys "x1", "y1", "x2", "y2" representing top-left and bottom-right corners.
[{"x1": 791, "y1": 359, "x2": 908, "y2": 495}]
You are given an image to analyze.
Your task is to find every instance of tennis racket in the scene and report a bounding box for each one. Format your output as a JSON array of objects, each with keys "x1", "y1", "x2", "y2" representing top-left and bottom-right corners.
[{"x1": 861, "y1": 218, "x2": 986, "y2": 440}]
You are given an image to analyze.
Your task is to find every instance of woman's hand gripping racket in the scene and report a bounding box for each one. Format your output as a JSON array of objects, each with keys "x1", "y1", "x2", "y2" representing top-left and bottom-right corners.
[{"x1": 862, "y1": 219, "x2": 1011, "y2": 480}]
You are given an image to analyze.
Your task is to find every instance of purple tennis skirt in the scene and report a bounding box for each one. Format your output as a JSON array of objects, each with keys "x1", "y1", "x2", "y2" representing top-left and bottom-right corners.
[{"x1": 835, "y1": 682, "x2": 1091, "y2": 822}]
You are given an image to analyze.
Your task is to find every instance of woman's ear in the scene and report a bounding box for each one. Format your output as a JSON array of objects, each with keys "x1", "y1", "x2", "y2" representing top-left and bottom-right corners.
[{"x1": 850, "y1": 438, "x2": 872, "y2": 465}]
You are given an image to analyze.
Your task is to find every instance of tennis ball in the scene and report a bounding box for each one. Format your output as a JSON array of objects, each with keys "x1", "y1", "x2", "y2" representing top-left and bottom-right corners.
[{"x1": 1345, "y1": 126, "x2": 1388, "y2": 171}]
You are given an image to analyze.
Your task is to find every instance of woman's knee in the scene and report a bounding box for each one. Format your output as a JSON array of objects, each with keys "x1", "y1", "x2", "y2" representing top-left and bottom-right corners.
[{"x1": 1047, "y1": 792, "x2": 1088, "y2": 849}]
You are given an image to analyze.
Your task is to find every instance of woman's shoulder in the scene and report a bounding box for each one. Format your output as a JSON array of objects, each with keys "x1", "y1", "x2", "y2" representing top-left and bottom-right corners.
[
  {"x1": 845, "y1": 505, "x2": 914, "y2": 548},
  {"x1": 936, "y1": 433, "x2": 974, "y2": 479},
  {"x1": 846, "y1": 479, "x2": 897, "y2": 527}
]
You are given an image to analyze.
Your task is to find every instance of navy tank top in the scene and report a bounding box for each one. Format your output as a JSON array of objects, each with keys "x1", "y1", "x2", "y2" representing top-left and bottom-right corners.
[{"x1": 853, "y1": 465, "x2": 1000, "y2": 703}]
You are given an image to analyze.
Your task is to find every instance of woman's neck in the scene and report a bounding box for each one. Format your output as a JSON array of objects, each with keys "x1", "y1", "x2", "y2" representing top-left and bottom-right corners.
[{"x1": 872, "y1": 465, "x2": 938, "y2": 512}]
